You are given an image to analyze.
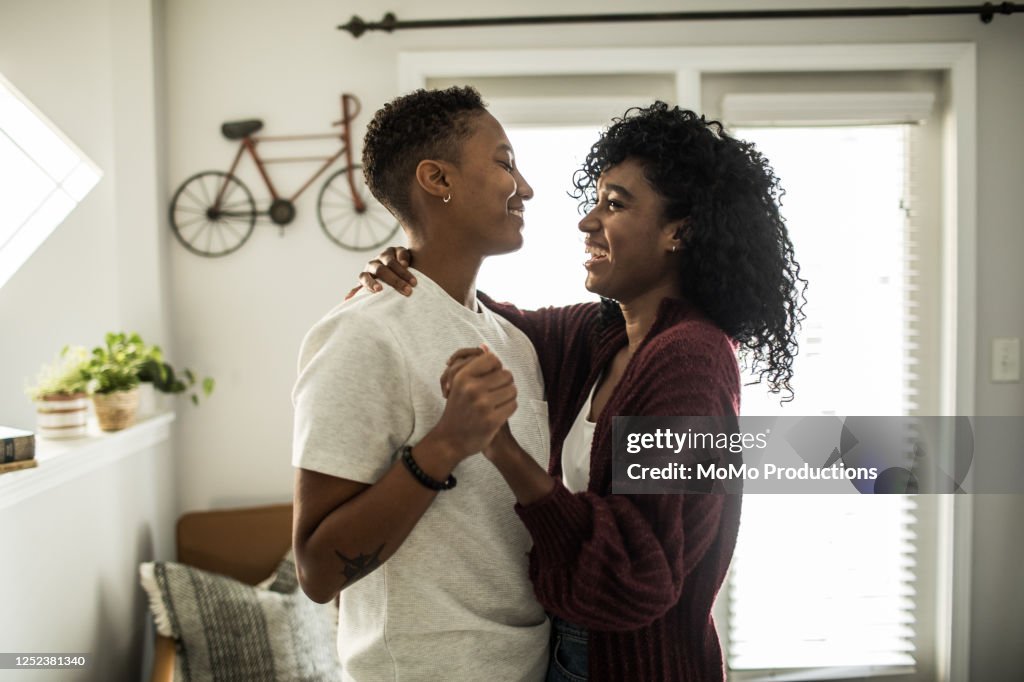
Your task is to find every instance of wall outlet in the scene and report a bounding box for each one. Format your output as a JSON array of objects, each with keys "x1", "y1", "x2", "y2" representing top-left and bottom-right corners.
[{"x1": 991, "y1": 337, "x2": 1021, "y2": 383}]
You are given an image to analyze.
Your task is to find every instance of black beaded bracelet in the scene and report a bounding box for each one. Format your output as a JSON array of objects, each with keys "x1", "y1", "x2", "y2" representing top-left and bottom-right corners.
[{"x1": 400, "y1": 445, "x2": 457, "y2": 491}]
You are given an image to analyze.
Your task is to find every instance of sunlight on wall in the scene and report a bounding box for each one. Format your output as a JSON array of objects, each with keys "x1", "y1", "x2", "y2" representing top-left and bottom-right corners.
[
  {"x1": 0, "y1": 74, "x2": 101, "y2": 290},
  {"x1": 477, "y1": 126, "x2": 601, "y2": 309}
]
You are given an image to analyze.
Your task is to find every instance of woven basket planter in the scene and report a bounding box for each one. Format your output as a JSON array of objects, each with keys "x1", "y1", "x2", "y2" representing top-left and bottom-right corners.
[
  {"x1": 35, "y1": 393, "x2": 89, "y2": 439},
  {"x1": 92, "y1": 388, "x2": 141, "y2": 432}
]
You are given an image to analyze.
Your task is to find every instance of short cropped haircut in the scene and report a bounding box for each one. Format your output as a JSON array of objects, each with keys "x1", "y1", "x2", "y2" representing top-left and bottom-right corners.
[{"x1": 362, "y1": 86, "x2": 487, "y2": 226}]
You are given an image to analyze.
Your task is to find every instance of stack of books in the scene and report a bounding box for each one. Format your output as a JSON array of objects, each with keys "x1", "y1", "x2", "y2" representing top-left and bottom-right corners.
[{"x1": 1, "y1": 426, "x2": 37, "y2": 475}]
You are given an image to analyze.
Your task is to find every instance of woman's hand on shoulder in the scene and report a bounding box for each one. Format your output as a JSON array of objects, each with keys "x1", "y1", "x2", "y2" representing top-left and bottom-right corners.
[{"x1": 345, "y1": 246, "x2": 416, "y2": 300}]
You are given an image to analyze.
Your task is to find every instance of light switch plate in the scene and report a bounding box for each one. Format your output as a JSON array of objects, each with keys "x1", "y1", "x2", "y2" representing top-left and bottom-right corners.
[{"x1": 992, "y1": 337, "x2": 1021, "y2": 382}]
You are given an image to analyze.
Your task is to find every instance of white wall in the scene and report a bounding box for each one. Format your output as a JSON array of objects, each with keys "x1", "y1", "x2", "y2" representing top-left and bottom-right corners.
[
  {"x1": 0, "y1": 1, "x2": 177, "y2": 679},
  {"x1": 0, "y1": 438, "x2": 176, "y2": 682}
]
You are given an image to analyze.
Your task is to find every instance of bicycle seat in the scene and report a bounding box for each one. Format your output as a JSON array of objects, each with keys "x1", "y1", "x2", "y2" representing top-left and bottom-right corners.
[{"x1": 221, "y1": 119, "x2": 263, "y2": 140}]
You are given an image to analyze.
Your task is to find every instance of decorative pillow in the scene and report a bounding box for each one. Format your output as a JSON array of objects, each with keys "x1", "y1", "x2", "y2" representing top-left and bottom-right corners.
[{"x1": 139, "y1": 551, "x2": 340, "y2": 682}]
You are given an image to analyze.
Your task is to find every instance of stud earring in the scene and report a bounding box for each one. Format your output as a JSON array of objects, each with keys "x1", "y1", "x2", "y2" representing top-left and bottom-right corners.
[
  {"x1": 443, "y1": 193, "x2": 452, "y2": 204},
  {"x1": 671, "y1": 244, "x2": 678, "y2": 253}
]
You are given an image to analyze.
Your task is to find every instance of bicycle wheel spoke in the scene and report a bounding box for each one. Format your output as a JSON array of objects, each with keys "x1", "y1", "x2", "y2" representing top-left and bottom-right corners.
[
  {"x1": 175, "y1": 205, "x2": 210, "y2": 217},
  {"x1": 175, "y1": 215, "x2": 208, "y2": 231},
  {"x1": 222, "y1": 211, "x2": 247, "y2": 229},
  {"x1": 216, "y1": 224, "x2": 232, "y2": 253},
  {"x1": 327, "y1": 181, "x2": 350, "y2": 202},
  {"x1": 205, "y1": 221, "x2": 215, "y2": 254},
  {"x1": 366, "y1": 212, "x2": 393, "y2": 229},
  {"x1": 200, "y1": 176, "x2": 214, "y2": 205},
  {"x1": 366, "y1": 215, "x2": 398, "y2": 241},
  {"x1": 220, "y1": 218, "x2": 247, "y2": 240},
  {"x1": 221, "y1": 221, "x2": 243, "y2": 242},
  {"x1": 222, "y1": 216, "x2": 245, "y2": 235},
  {"x1": 335, "y1": 215, "x2": 358, "y2": 241},
  {"x1": 183, "y1": 186, "x2": 206, "y2": 208},
  {"x1": 190, "y1": 220, "x2": 210, "y2": 246},
  {"x1": 322, "y1": 207, "x2": 353, "y2": 225}
]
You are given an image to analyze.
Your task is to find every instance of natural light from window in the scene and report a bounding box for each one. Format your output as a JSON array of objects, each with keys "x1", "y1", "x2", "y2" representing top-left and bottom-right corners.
[
  {"x1": 728, "y1": 125, "x2": 918, "y2": 675},
  {"x1": 737, "y1": 125, "x2": 912, "y2": 418},
  {"x1": 477, "y1": 126, "x2": 601, "y2": 309},
  {"x1": 0, "y1": 73, "x2": 101, "y2": 290}
]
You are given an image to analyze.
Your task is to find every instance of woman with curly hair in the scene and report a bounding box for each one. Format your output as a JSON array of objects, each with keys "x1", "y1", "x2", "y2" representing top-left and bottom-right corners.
[{"x1": 363, "y1": 101, "x2": 805, "y2": 681}]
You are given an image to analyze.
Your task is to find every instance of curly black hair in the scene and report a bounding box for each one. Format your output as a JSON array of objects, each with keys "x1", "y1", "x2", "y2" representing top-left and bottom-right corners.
[
  {"x1": 574, "y1": 102, "x2": 807, "y2": 400},
  {"x1": 362, "y1": 86, "x2": 487, "y2": 226}
]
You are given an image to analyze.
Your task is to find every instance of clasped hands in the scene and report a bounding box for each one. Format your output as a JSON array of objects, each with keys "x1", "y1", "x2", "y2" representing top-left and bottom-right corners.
[
  {"x1": 432, "y1": 344, "x2": 518, "y2": 464},
  {"x1": 352, "y1": 246, "x2": 520, "y2": 464}
]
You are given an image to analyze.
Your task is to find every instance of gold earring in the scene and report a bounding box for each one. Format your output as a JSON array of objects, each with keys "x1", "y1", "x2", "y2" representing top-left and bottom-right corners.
[{"x1": 443, "y1": 193, "x2": 452, "y2": 204}]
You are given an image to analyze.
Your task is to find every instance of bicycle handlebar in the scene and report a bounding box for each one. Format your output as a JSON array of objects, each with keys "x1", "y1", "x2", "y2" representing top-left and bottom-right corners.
[{"x1": 333, "y1": 93, "x2": 361, "y2": 127}]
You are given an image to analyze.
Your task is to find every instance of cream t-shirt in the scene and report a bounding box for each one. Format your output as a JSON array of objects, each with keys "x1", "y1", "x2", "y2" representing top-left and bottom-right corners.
[{"x1": 292, "y1": 269, "x2": 550, "y2": 681}]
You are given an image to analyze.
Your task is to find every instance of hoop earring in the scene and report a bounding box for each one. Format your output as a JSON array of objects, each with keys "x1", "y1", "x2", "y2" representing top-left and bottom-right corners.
[{"x1": 443, "y1": 193, "x2": 452, "y2": 204}]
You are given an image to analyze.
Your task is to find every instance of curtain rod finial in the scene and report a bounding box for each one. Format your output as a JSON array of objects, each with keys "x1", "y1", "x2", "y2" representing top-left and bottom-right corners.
[
  {"x1": 339, "y1": 12, "x2": 398, "y2": 37},
  {"x1": 339, "y1": 15, "x2": 367, "y2": 38},
  {"x1": 979, "y1": 1, "x2": 1016, "y2": 22}
]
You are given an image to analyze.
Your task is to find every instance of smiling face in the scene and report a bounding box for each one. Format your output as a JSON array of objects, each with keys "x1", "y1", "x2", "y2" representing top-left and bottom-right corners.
[
  {"x1": 447, "y1": 111, "x2": 533, "y2": 256},
  {"x1": 578, "y1": 157, "x2": 683, "y2": 303}
]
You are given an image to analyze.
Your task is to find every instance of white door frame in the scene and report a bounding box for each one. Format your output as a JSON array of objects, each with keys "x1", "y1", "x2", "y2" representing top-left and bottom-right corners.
[{"x1": 399, "y1": 42, "x2": 976, "y2": 682}]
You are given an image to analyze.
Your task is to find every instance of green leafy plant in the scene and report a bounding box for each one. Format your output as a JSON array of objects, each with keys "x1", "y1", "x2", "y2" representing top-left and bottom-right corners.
[
  {"x1": 25, "y1": 346, "x2": 91, "y2": 400},
  {"x1": 85, "y1": 332, "x2": 145, "y2": 395},
  {"x1": 136, "y1": 343, "x2": 215, "y2": 406},
  {"x1": 29, "y1": 332, "x2": 215, "y2": 404}
]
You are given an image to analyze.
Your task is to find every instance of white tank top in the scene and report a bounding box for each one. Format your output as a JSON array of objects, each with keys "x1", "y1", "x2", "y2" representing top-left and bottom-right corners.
[{"x1": 561, "y1": 380, "x2": 598, "y2": 493}]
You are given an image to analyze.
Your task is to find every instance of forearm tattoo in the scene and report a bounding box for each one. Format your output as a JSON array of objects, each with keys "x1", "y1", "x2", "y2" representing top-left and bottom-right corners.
[{"x1": 335, "y1": 544, "x2": 385, "y2": 586}]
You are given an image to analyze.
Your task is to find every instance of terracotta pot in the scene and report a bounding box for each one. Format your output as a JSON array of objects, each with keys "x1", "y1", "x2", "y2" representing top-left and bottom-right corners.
[
  {"x1": 35, "y1": 393, "x2": 89, "y2": 439},
  {"x1": 92, "y1": 388, "x2": 141, "y2": 432}
]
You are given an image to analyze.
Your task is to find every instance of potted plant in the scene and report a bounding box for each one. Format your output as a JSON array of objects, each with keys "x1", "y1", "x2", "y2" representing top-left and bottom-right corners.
[
  {"x1": 136, "y1": 343, "x2": 215, "y2": 409},
  {"x1": 25, "y1": 346, "x2": 91, "y2": 438},
  {"x1": 28, "y1": 332, "x2": 215, "y2": 434},
  {"x1": 85, "y1": 332, "x2": 145, "y2": 432}
]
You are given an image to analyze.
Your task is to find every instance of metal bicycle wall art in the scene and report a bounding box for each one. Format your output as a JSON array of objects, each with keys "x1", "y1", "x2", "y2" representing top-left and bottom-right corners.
[{"x1": 169, "y1": 93, "x2": 399, "y2": 256}]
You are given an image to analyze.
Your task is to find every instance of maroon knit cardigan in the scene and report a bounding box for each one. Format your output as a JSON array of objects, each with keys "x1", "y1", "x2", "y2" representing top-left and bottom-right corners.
[{"x1": 481, "y1": 294, "x2": 743, "y2": 682}]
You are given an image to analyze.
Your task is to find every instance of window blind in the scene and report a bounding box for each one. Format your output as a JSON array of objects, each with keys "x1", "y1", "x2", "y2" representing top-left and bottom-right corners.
[{"x1": 728, "y1": 123, "x2": 923, "y2": 679}]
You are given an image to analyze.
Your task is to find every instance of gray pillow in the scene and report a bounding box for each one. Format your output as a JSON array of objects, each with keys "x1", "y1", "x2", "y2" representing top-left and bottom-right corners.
[{"x1": 140, "y1": 552, "x2": 340, "y2": 681}]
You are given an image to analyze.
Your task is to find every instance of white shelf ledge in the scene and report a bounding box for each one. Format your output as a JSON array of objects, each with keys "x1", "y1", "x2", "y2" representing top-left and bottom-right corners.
[{"x1": 0, "y1": 412, "x2": 175, "y2": 511}]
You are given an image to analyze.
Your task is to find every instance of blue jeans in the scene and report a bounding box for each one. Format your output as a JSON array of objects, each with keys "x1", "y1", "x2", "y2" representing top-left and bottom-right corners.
[{"x1": 546, "y1": 615, "x2": 588, "y2": 682}]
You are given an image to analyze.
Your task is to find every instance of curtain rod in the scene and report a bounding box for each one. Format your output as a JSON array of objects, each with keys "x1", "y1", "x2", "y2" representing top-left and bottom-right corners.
[{"x1": 339, "y1": 3, "x2": 1019, "y2": 38}]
